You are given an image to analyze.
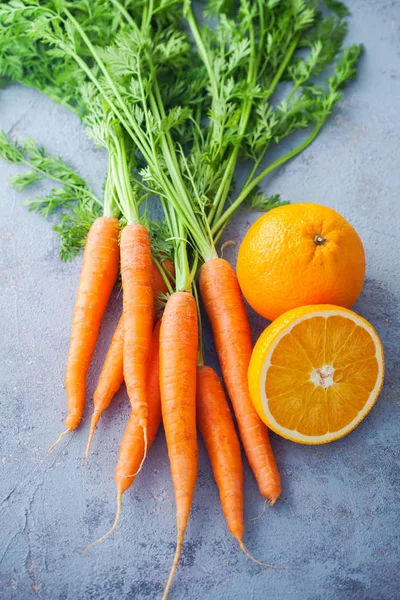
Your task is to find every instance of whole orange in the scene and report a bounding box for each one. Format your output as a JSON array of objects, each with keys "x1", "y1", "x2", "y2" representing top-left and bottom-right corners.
[{"x1": 237, "y1": 203, "x2": 365, "y2": 321}]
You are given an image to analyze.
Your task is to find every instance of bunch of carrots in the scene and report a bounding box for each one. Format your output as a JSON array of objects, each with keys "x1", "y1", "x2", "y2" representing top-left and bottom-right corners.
[
  {"x1": 47, "y1": 165, "x2": 281, "y2": 597},
  {"x1": 0, "y1": 0, "x2": 362, "y2": 596}
]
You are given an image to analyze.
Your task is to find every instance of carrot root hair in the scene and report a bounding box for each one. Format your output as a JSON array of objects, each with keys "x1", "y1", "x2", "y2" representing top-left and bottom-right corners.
[
  {"x1": 85, "y1": 411, "x2": 101, "y2": 461},
  {"x1": 48, "y1": 428, "x2": 71, "y2": 453},
  {"x1": 250, "y1": 498, "x2": 269, "y2": 522},
  {"x1": 250, "y1": 496, "x2": 293, "y2": 525},
  {"x1": 125, "y1": 423, "x2": 148, "y2": 478},
  {"x1": 83, "y1": 491, "x2": 122, "y2": 554},
  {"x1": 278, "y1": 496, "x2": 294, "y2": 515},
  {"x1": 220, "y1": 239, "x2": 236, "y2": 258},
  {"x1": 237, "y1": 539, "x2": 286, "y2": 571},
  {"x1": 162, "y1": 534, "x2": 184, "y2": 600},
  {"x1": 136, "y1": 423, "x2": 148, "y2": 475}
]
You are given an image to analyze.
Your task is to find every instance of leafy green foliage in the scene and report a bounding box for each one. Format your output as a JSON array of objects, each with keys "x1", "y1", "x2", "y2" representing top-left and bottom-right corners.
[
  {"x1": 146, "y1": 218, "x2": 175, "y2": 262},
  {"x1": 54, "y1": 199, "x2": 101, "y2": 261},
  {"x1": 244, "y1": 189, "x2": 288, "y2": 212},
  {"x1": 10, "y1": 170, "x2": 42, "y2": 191},
  {"x1": 324, "y1": 0, "x2": 351, "y2": 18},
  {"x1": 0, "y1": 0, "x2": 204, "y2": 267},
  {"x1": 179, "y1": 0, "x2": 363, "y2": 238},
  {"x1": 0, "y1": 131, "x2": 101, "y2": 260},
  {"x1": 0, "y1": 0, "x2": 362, "y2": 270},
  {"x1": 0, "y1": 131, "x2": 25, "y2": 163}
]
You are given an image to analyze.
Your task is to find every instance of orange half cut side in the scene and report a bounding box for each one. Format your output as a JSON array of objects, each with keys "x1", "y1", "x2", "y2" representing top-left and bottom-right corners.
[{"x1": 248, "y1": 305, "x2": 384, "y2": 444}]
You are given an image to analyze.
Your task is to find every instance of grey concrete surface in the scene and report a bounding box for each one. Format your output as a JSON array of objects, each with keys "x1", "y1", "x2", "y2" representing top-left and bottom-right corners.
[{"x1": 0, "y1": 1, "x2": 399, "y2": 599}]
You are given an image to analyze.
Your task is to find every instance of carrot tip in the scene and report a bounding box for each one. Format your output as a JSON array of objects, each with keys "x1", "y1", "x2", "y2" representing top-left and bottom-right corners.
[
  {"x1": 48, "y1": 428, "x2": 71, "y2": 453},
  {"x1": 162, "y1": 535, "x2": 184, "y2": 600},
  {"x1": 83, "y1": 491, "x2": 122, "y2": 554},
  {"x1": 85, "y1": 411, "x2": 101, "y2": 461}
]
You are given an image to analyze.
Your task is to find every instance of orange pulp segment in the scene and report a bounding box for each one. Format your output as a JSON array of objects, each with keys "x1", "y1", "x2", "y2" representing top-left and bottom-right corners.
[{"x1": 248, "y1": 305, "x2": 384, "y2": 444}]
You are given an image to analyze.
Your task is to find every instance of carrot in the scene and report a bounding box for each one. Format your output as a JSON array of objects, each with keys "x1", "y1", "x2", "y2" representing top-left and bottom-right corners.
[
  {"x1": 199, "y1": 258, "x2": 282, "y2": 504},
  {"x1": 115, "y1": 410, "x2": 155, "y2": 489},
  {"x1": 159, "y1": 292, "x2": 198, "y2": 600},
  {"x1": 197, "y1": 365, "x2": 282, "y2": 569},
  {"x1": 120, "y1": 223, "x2": 153, "y2": 459},
  {"x1": 49, "y1": 216, "x2": 120, "y2": 451},
  {"x1": 115, "y1": 321, "x2": 162, "y2": 496},
  {"x1": 85, "y1": 314, "x2": 124, "y2": 459},
  {"x1": 85, "y1": 259, "x2": 174, "y2": 459},
  {"x1": 197, "y1": 365, "x2": 244, "y2": 542},
  {"x1": 84, "y1": 320, "x2": 162, "y2": 552}
]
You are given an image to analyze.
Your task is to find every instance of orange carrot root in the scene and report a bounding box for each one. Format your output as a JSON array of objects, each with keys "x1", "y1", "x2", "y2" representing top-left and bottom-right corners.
[
  {"x1": 160, "y1": 292, "x2": 198, "y2": 599},
  {"x1": 64, "y1": 216, "x2": 120, "y2": 431},
  {"x1": 84, "y1": 260, "x2": 172, "y2": 458},
  {"x1": 196, "y1": 366, "x2": 244, "y2": 540},
  {"x1": 195, "y1": 351, "x2": 286, "y2": 573},
  {"x1": 200, "y1": 258, "x2": 282, "y2": 503},
  {"x1": 125, "y1": 422, "x2": 148, "y2": 478},
  {"x1": 84, "y1": 313, "x2": 124, "y2": 458},
  {"x1": 115, "y1": 321, "x2": 162, "y2": 493},
  {"x1": 121, "y1": 224, "x2": 153, "y2": 443}
]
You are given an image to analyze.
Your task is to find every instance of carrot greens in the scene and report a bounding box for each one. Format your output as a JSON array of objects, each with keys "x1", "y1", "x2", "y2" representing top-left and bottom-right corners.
[
  {"x1": 182, "y1": 0, "x2": 363, "y2": 241},
  {"x1": 0, "y1": 0, "x2": 362, "y2": 262},
  {"x1": 0, "y1": 132, "x2": 104, "y2": 259},
  {"x1": 0, "y1": 0, "x2": 211, "y2": 264}
]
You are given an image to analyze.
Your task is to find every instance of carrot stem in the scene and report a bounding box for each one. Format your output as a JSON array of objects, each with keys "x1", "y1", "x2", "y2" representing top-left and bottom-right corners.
[
  {"x1": 212, "y1": 121, "x2": 324, "y2": 239},
  {"x1": 152, "y1": 256, "x2": 174, "y2": 296}
]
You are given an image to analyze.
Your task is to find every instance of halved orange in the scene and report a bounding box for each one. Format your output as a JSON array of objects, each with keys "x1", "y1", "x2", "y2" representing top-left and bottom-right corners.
[{"x1": 248, "y1": 305, "x2": 384, "y2": 444}]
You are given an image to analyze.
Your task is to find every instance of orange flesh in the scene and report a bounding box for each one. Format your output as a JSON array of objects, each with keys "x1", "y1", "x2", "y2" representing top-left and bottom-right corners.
[{"x1": 265, "y1": 314, "x2": 380, "y2": 437}]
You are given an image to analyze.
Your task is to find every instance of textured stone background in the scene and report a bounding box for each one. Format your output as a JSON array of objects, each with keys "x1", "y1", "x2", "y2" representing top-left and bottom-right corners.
[{"x1": 0, "y1": 1, "x2": 399, "y2": 599}]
